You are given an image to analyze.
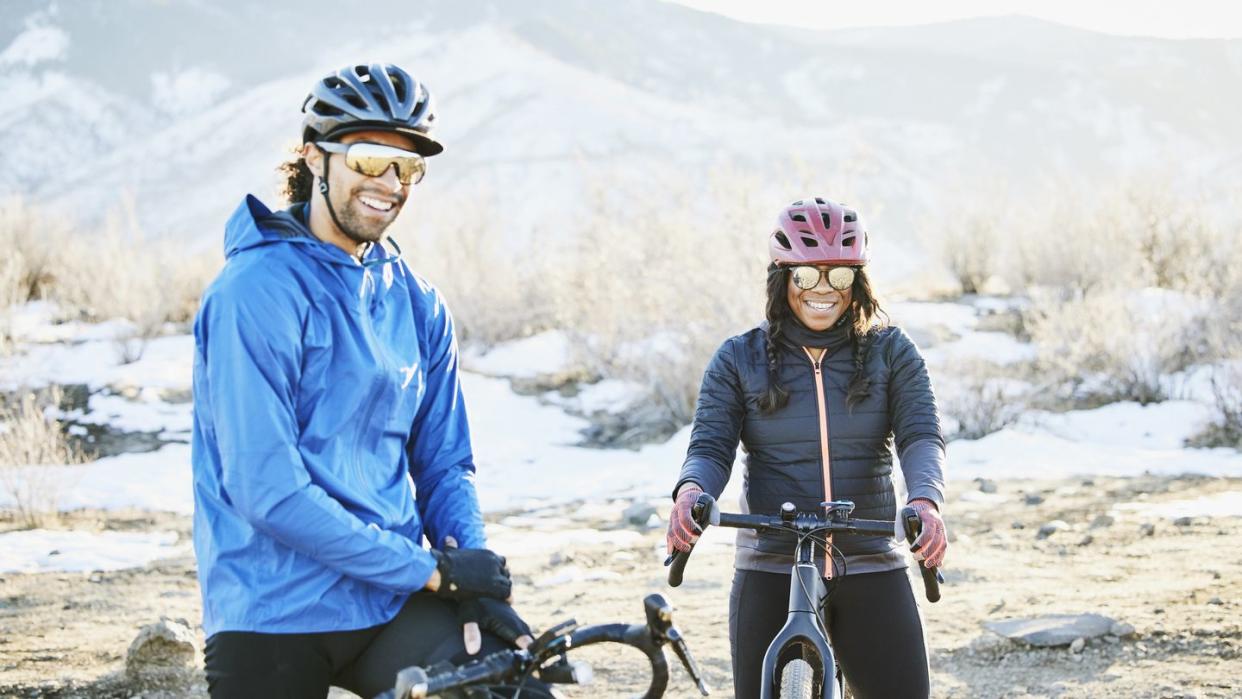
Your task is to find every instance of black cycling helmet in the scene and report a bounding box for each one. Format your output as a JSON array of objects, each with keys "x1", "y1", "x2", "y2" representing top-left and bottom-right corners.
[{"x1": 301, "y1": 63, "x2": 443, "y2": 156}]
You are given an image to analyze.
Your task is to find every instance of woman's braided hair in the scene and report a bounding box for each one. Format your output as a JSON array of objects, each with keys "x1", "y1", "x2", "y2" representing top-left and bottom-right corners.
[{"x1": 757, "y1": 263, "x2": 889, "y2": 414}]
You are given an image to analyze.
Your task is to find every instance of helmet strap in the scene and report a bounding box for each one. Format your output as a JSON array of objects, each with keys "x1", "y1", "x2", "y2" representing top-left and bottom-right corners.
[{"x1": 316, "y1": 148, "x2": 374, "y2": 258}]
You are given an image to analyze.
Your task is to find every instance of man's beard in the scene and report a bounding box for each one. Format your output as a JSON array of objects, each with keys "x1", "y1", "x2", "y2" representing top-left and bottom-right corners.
[{"x1": 332, "y1": 186, "x2": 406, "y2": 245}]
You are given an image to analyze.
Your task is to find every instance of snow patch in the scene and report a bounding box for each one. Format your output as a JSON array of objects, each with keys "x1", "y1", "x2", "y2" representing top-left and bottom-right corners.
[
  {"x1": 0, "y1": 529, "x2": 187, "y2": 574},
  {"x1": 0, "y1": 24, "x2": 69, "y2": 68},
  {"x1": 463, "y1": 331, "x2": 571, "y2": 378},
  {"x1": 152, "y1": 68, "x2": 232, "y2": 117},
  {"x1": 1113, "y1": 491, "x2": 1242, "y2": 520}
]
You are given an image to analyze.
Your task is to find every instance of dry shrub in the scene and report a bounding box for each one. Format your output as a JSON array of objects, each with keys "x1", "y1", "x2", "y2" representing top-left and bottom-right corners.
[
  {"x1": 1, "y1": 195, "x2": 220, "y2": 360},
  {"x1": 397, "y1": 217, "x2": 565, "y2": 348},
  {"x1": 1024, "y1": 287, "x2": 1210, "y2": 406},
  {"x1": 549, "y1": 173, "x2": 775, "y2": 426},
  {"x1": 1007, "y1": 178, "x2": 1232, "y2": 298},
  {"x1": 931, "y1": 181, "x2": 1013, "y2": 296},
  {"x1": 403, "y1": 167, "x2": 827, "y2": 428},
  {"x1": 51, "y1": 206, "x2": 220, "y2": 363},
  {"x1": 940, "y1": 360, "x2": 1029, "y2": 440},
  {"x1": 0, "y1": 251, "x2": 24, "y2": 352},
  {"x1": 0, "y1": 387, "x2": 87, "y2": 528},
  {"x1": 0, "y1": 196, "x2": 68, "y2": 302}
]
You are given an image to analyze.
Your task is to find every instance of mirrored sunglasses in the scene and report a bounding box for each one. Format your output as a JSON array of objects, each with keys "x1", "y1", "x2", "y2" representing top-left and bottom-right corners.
[
  {"x1": 316, "y1": 141, "x2": 427, "y2": 185},
  {"x1": 788, "y1": 265, "x2": 857, "y2": 291}
]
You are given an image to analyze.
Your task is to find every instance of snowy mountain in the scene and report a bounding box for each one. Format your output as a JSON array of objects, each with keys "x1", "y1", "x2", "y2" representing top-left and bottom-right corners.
[{"x1": 4, "y1": 0, "x2": 1241, "y2": 257}]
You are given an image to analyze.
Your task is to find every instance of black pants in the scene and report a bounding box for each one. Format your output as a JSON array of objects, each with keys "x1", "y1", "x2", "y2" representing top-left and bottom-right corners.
[
  {"x1": 729, "y1": 568, "x2": 930, "y2": 699},
  {"x1": 205, "y1": 591, "x2": 522, "y2": 698}
]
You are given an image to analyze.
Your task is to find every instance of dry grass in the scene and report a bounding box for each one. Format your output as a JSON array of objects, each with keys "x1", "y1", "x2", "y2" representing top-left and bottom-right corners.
[
  {"x1": 940, "y1": 360, "x2": 1029, "y2": 440},
  {"x1": 404, "y1": 169, "x2": 809, "y2": 426},
  {"x1": 0, "y1": 387, "x2": 87, "y2": 529},
  {"x1": 1, "y1": 195, "x2": 220, "y2": 362},
  {"x1": 925, "y1": 176, "x2": 1242, "y2": 408}
]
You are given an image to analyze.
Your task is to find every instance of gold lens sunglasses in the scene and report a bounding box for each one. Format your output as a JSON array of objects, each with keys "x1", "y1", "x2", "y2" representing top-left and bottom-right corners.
[
  {"x1": 788, "y1": 265, "x2": 858, "y2": 291},
  {"x1": 316, "y1": 141, "x2": 427, "y2": 185}
]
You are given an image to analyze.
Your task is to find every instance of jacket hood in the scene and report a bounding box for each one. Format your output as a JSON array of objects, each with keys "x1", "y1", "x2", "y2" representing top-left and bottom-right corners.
[{"x1": 224, "y1": 195, "x2": 392, "y2": 268}]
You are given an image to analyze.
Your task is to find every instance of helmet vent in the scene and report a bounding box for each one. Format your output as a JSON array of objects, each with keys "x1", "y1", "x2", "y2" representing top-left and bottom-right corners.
[
  {"x1": 814, "y1": 197, "x2": 826, "y2": 204},
  {"x1": 774, "y1": 231, "x2": 792, "y2": 249},
  {"x1": 792, "y1": 200, "x2": 804, "y2": 206},
  {"x1": 844, "y1": 211, "x2": 857, "y2": 223},
  {"x1": 790, "y1": 213, "x2": 807, "y2": 223},
  {"x1": 820, "y1": 212, "x2": 831, "y2": 228},
  {"x1": 842, "y1": 236, "x2": 855, "y2": 247},
  {"x1": 800, "y1": 236, "x2": 819, "y2": 248}
]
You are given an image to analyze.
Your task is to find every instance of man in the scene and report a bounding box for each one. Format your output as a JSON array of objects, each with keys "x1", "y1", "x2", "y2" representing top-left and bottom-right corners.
[{"x1": 191, "y1": 63, "x2": 532, "y2": 698}]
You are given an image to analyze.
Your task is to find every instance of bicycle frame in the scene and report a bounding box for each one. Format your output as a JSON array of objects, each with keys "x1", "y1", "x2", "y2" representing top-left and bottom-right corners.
[
  {"x1": 667, "y1": 494, "x2": 942, "y2": 699},
  {"x1": 758, "y1": 556, "x2": 837, "y2": 698}
]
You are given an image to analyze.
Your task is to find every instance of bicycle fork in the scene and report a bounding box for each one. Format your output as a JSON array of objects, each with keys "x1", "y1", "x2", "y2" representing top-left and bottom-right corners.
[{"x1": 758, "y1": 562, "x2": 840, "y2": 699}]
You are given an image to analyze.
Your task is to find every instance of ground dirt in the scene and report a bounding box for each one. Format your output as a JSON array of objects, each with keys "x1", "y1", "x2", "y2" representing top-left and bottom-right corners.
[{"x1": 1, "y1": 474, "x2": 1240, "y2": 698}]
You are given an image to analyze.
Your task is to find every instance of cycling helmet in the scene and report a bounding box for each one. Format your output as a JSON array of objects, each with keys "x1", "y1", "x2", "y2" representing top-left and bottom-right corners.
[
  {"x1": 769, "y1": 197, "x2": 869, "y2": 265},
  {"x1": 301, "y1": 63, "x2": 443, "y2": 156}
]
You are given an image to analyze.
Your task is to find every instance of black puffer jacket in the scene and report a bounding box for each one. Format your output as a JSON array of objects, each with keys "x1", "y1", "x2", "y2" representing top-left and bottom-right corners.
[{"x1": 675, "y1": 323, "x2": 946, "y2": 577}]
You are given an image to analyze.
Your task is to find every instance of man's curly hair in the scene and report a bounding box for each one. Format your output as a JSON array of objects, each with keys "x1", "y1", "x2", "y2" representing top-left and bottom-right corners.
[{"x1": 277, "y1": 148, "x2": 314, "y2": 204}]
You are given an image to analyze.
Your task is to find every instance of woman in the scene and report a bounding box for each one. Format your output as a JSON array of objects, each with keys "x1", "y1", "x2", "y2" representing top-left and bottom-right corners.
[{"x1": 667, "y1": 197, "x2": 948, "y2": 698}]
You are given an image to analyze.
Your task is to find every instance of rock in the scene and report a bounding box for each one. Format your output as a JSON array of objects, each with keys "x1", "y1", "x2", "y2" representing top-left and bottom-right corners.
[
  {"x1": 1089, "y1": 514, "x2": 1115, "y2": 529},
  {"x1": 1036, "y1": 520, "x2": 1070, "y2": 540},
  {"x1": 549, "y1": 552, "x2": 574, "y2": 566},
  {"x1": 1011, "y1": 521, "x2": 1025, "y2": 530},
  {"x1": 976, "y1": 478, "x2": 998, "y2": 494},
  {"x1": 1023, "y1": 493, "x2": 1045, "y2": 506},
  {"x1": 1208, "y1": 597, "x2": 1224, "y2": 606},
  {"x1": 982, "y1": 613, "x2": 1117, "y2": 647},
  {"x1": 1174, "y1": 516, "x2": 1195, "y2": 527},
  {"x1": 1077, "y1": 534, "x2": 1094, "y2": 547},
  {"x1": 622, "y1": 501, "x2": 658, "y2": 526},
  {"x1": 1070, "y1": 637, "x2": 1085, "y2": 654},
  {"x1": 645, "y1": 513, "x2": 662, "y2": 529},
  {"x1": 967, "y1": 633, "x2": 1012, "y2": 657},
  {"x1": 1139, "y1": 523, "x2": 1156, "y2": 537},
  {"x1": 1109, "y1": 621, "x2": 1137, "y2": 639},
  {"x1": 125, "y1": 618, "x2": 199, "y2": 688}
]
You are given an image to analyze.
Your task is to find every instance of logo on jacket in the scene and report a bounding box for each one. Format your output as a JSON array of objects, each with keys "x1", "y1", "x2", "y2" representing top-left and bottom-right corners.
[{"x1": 399, "y1": 361, "x2": 420, "y2": 390}]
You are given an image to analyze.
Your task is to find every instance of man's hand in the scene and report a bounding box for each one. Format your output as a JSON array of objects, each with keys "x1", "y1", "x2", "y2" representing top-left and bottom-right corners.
[
  {"x1": 666, "y1": 483, "x2": 703, "y2": 554},
  {"x1": 457, "y1": 597, "x2": 534, "y2": 655},
  {"x1": 440, "y1": 537, "x2": 532, "y2": 654},
  {"x1": 907, "y1": 498, "x2": 947, "y2": 568},
  {"x1": 430, "y1": 541, "x2": 512, "y2": 602}
]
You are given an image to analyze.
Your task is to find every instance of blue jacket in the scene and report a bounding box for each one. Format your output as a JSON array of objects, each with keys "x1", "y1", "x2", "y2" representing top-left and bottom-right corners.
[{"x1": 191, "y1": 195, "x2": 485, "y2": 636}]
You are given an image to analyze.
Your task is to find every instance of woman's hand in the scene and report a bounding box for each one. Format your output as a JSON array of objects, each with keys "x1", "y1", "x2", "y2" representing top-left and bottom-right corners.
[
  {"x1": 667, "y1": 483, "x2": 704, "y2": 554},
  {"x1": 907, "y1": 498, "x2": 947, "y2": 568}
]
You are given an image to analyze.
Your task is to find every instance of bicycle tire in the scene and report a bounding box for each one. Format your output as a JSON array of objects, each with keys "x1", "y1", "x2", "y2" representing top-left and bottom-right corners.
[{"x1": 778, "y1": 658, "x2": 816, "y2": 699}]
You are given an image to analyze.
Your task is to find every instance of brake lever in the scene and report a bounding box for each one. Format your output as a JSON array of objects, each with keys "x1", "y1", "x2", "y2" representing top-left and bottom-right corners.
[
  {"x1": 666, "y1": 625, "x2": 711, "y2": 695},
  {"x1": 643, "y1": 594, "x2": 711, "y2": 695}
]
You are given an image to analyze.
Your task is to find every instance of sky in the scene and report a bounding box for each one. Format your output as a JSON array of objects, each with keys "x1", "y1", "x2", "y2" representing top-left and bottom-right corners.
[{"x1": 667, "y1": 0, "x2": 1242, "y2": 39}]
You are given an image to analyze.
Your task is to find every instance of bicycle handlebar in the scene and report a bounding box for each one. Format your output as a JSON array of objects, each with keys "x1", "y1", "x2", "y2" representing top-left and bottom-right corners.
[
  {"x1": 375, "y1": 594, "x2": 709, "y2": 699},
  {"x1": 666, "y1": 494, "x2": 942, "y2": 603}
]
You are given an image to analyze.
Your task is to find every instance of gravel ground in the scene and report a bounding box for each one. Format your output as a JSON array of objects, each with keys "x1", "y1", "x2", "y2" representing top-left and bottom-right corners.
[{"x1": 1, "y1": 474, "x2": 1240, "y2": 698}]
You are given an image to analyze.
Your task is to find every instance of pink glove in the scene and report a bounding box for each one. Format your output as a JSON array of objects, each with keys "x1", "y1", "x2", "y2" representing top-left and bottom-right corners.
[
  {"x1": 666, "y1": 484, "x2": 704, "y2": 554},
  {"x1": 908, "y1": 498, "x2": 947, "y2": 568}
]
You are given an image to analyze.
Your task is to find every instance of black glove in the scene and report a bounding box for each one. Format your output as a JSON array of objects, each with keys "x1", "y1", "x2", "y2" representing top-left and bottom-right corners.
[
  {"x1": 458, "y1": 598, "x2": 533, "y2": 649},
  {"x1": 431, "y1": 547, "x2": 512, "y2": 601}
]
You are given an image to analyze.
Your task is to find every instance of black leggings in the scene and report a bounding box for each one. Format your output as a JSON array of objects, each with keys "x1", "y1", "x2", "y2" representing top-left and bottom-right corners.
[
  {"x1": 729, "y1": 568, "x2": 930, "y2": 699},
  {"x1": 205, "y1": 591, "x2": 531, "y2": 698}
]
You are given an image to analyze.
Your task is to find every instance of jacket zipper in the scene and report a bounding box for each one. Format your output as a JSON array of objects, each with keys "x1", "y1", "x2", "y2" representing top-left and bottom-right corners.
[
  {"x1": 352, "y1": 269, "x2": 393, "y2": 485},
  {"x1": 803, "y1": 347, "x2": 834, "y2": 578}
]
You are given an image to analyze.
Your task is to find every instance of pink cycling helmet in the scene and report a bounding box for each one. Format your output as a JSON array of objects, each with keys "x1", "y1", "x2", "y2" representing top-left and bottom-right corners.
[{"x1": 769, "y1": 197, "x2": 869, "y2": 266}]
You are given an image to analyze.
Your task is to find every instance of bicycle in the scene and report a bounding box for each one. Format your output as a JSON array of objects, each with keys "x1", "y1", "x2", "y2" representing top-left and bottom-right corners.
[
  {"x1": 373, "y1": 593, "x2": 711, "y2": 698},
  {"x1": 665, "y1": 493, "x2": 943, "y2": 699}
]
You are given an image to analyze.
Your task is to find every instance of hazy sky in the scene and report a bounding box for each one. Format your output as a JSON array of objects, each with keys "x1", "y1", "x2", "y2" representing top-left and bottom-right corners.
[{"x1": 668, "y1": 0, "x2": 1242, "y2": 39}]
